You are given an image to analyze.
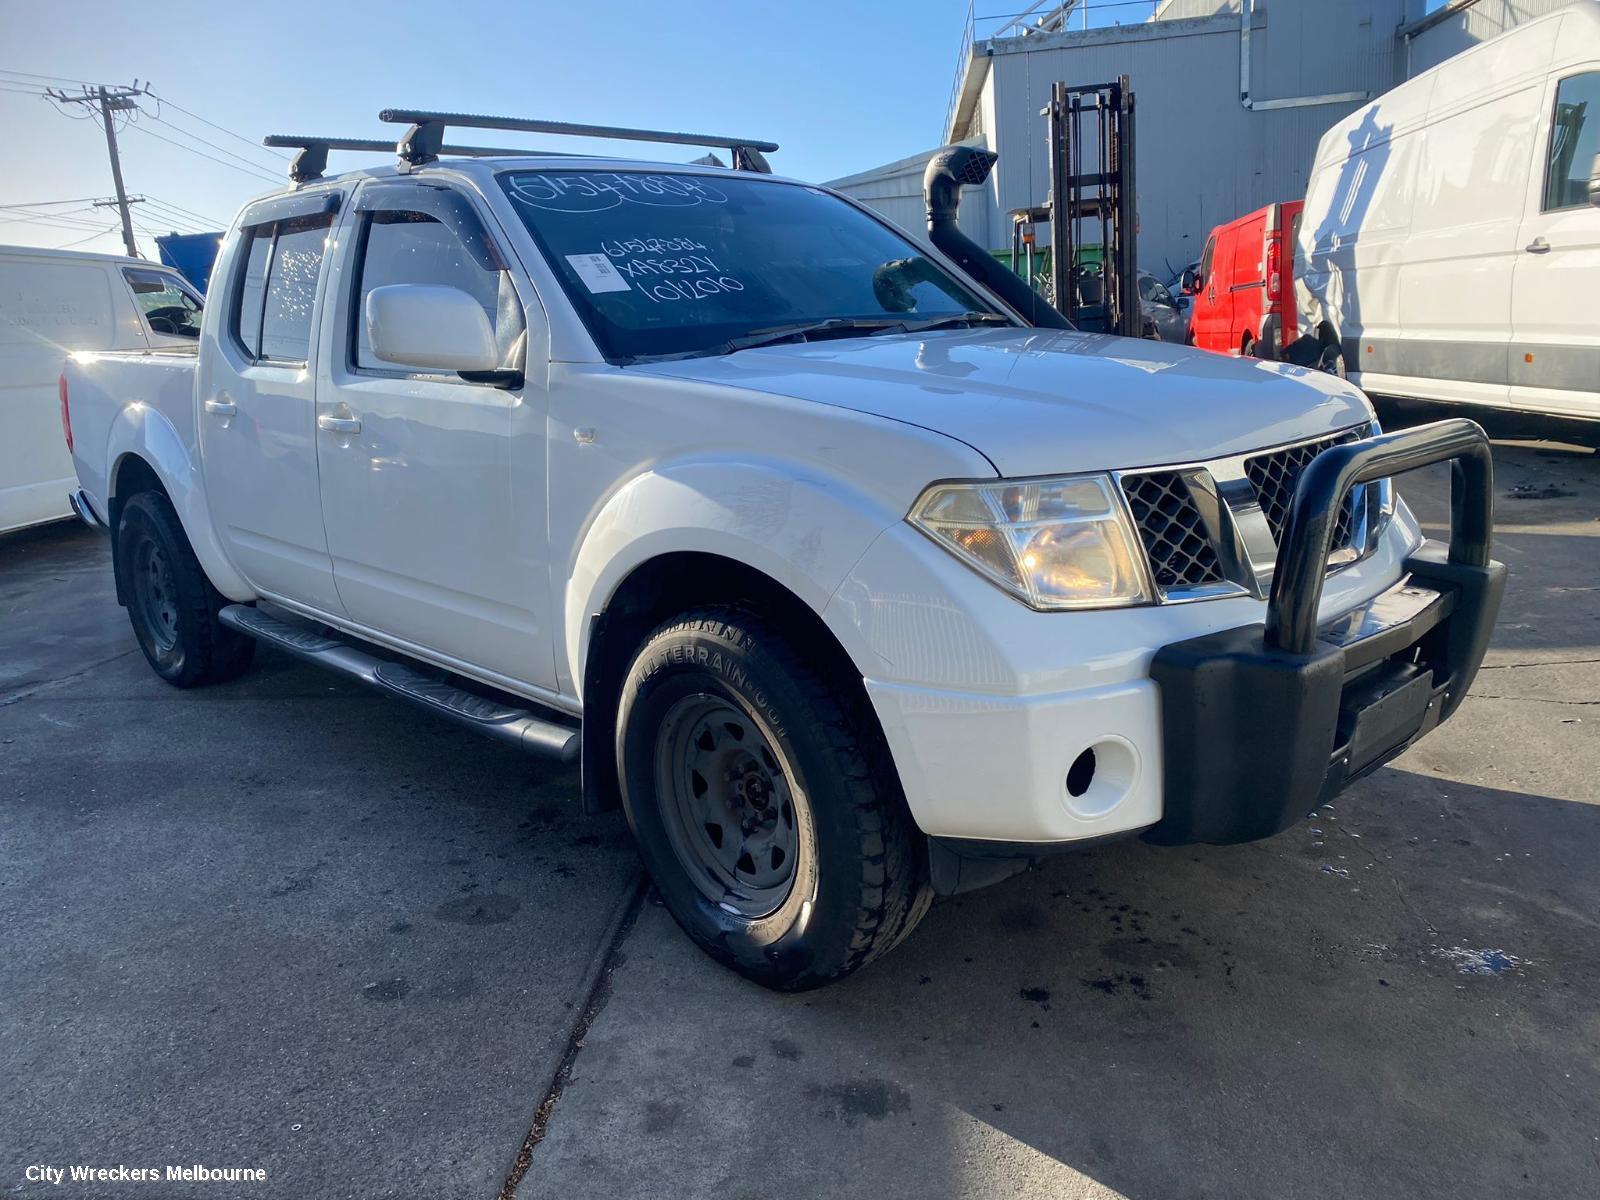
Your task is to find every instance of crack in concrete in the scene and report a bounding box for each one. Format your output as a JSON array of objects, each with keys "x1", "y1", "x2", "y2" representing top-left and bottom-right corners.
[
  {"x1": 0, "y1": 649, "x2": 140, "y2": 710},
  {"x1": 1477, "y1": 657, "x2": 1600, "y2": 671},
  {"x1": 1470, "y1": 694, "x2": 1600, "y2": 707},
  {"x1": 497, "y1": 871, "x2": 647, "y2": 1200}
]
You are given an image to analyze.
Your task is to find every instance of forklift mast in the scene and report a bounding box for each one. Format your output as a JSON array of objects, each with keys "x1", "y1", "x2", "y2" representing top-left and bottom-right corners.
[{"x1": 1036, "y1": 75, "x2": 1139, "y2": 337}]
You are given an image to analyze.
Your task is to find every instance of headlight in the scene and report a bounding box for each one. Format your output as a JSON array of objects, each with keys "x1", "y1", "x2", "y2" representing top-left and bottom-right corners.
[{"x1": 908, "y1": 474, "x2": 1152, "y2": 610}]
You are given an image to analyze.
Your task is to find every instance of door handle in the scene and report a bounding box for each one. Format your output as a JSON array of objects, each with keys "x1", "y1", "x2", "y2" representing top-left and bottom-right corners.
[
  {"x1": 204, "y1": 396, "x2": 236, "y2": 417},
  {"x1": 1525, "y1": 237, "x2": 1551, "y2": 254},
  {"x1": 317, "y1": 414, "x2": 362, "y2": 435}
]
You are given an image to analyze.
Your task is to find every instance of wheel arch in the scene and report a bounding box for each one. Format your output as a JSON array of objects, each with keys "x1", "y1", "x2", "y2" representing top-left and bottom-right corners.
[
  {"x1": 579, "y1": 550, "x2": 886, "y2": 816},
  {"x1": 104, "y1": 403, "x2": 252, "y2": 602}
]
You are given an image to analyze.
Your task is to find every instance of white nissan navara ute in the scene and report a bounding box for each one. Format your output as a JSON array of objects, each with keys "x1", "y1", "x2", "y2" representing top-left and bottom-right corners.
[{"x1": 59, "y1": 111, "x2": 1505, "y2": 990}]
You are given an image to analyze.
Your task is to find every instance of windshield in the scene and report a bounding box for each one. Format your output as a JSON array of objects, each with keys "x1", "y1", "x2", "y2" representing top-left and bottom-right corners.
[{"x1": 497, "y1": 170, "x2": 1004, "y2": 362}]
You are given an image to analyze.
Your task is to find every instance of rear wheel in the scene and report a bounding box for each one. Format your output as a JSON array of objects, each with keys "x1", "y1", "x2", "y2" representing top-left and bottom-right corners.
[
  {"x1": 116, "y1": 491, "x2": 255, "y2": 688},
  {"x1": 617, "y1": 608, "x2": 930, "y2": 990}
]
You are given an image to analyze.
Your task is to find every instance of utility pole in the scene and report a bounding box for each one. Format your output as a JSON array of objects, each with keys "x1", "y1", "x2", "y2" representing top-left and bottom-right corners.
[{"x1": 46, "y1": 82, "x2": 148, "y2": 258}]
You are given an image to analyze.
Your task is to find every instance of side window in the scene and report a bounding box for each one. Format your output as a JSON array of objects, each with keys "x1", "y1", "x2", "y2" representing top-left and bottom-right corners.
[
  {"x1": 352, "y1": 209, "x2": 525, "y2": 373},
  {"x1": 1198, "y1": 235, "x2": 1216, "y2": 290},
  {"x1": 1543, "y1": 71, "x2": 1600, "y2": 212},
  {"x1": 123, "y1": 268, "x2": 203, "y2": 338},
  {"x1": 229, "y1": 212, "x2": 333, "y2": 364}
]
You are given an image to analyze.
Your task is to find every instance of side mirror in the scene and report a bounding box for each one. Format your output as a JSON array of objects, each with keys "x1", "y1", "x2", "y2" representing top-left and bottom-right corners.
[
  {"x1": 1589, "y1": 152, "x2": 1600, "y2": 208},
  {"x1": 1181, "y1": 269, "x2": 1200, "y2": 295},
  {"x1": 365, "y1": 285, "x2": 500, "y2": 375}
]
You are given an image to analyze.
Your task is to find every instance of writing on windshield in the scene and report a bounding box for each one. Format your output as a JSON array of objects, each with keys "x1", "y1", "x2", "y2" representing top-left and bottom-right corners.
[{"x1": 498, "y1": 170, "x2": 997, "y2": 361}]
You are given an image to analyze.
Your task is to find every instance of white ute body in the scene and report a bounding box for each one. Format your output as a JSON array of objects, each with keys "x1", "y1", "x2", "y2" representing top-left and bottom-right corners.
[{"x1": 62, "y1": 153, "x2": 1430, "y2": 853}]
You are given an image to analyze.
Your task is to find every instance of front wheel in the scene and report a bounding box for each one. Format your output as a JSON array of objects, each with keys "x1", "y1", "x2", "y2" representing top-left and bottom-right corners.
[
  {"x1": 116, "y1": 491, "x2": 255, "y2": 688},
  {"x1": 616, "y1": 609, "x2": 931, "y2": 990}
]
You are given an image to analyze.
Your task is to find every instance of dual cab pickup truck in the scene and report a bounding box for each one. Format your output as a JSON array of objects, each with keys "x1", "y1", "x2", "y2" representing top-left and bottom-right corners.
[{"x1": 61, "y1": 112, "x2": 1505, "y2": 990}]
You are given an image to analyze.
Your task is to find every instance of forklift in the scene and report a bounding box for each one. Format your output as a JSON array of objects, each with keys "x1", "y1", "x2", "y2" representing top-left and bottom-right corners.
[{"x1": 1010, "y1": 75, "x2": 1142, "y2": 338}]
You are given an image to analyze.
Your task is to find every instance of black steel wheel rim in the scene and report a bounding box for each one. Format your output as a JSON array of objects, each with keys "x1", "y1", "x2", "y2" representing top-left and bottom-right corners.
[
  {"x1": 654, "y1": 693, "x2": 802, "y2": 919},
  {"x1": 132, "y1": 535, "x2": 179, "y2": 654}
]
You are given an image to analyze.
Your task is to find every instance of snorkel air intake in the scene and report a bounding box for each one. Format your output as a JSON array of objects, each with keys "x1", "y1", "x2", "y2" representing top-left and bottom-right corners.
[{"x1": 924, "y1": 146, "x2": 1070, "y2": 329}]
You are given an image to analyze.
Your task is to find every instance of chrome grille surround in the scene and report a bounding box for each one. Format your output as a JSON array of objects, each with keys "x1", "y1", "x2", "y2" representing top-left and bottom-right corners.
[{"x1": 1116, "y1": 425, "x2": 1389, "y2": 604}]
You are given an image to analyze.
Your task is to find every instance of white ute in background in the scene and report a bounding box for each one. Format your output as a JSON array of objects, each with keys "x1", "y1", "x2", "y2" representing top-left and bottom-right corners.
[
  {"x1": 0, "y1": 246, "x2": 203, "y2": 533},
  {"x1": 58, "y1": 112, "x2": 1506, "y2": 990}
]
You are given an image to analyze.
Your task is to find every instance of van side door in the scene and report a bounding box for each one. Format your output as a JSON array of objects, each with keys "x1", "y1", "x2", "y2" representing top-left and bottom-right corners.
[
  {"x1": 312, "y1": 178, "x2": 557, "y2": 693},
  {"x1": 1510, "y1": 66, "x2": 1600, "y2": 418},
  {"x1": 1225, "y1": 211, "x2": 1266, "y2": 355},
  {"x1": 197, "y1": 190, "x2": 346, "y2": 613}
]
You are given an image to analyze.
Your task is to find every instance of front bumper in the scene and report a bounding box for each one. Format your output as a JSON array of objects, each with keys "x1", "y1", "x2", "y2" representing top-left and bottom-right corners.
[
  {"x1": 1146, "y1": 418, "x2": 1503, "y2": 844},
  {"x1": 849, "y1": 419, "x2": 1503, "y2": 889}
]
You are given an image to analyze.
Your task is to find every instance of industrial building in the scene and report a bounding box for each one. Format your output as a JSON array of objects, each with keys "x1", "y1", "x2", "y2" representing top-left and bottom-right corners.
[{"x1": 828, "y1": 0, "x2": 1580, "y2": 282}]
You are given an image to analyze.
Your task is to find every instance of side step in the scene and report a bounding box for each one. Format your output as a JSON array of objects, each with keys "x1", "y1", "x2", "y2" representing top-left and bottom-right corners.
[{"x1": 218, "y1": 604, "x2": 580, "y2": 763}]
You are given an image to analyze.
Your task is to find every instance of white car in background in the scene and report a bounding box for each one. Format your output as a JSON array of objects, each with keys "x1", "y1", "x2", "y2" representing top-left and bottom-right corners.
[
  {"x1": 1295, "y1": 2, "x2": 1600, "y2": 420},
  {"x1": 0, "y1": 246, "x2": 202, "y2": 533}
]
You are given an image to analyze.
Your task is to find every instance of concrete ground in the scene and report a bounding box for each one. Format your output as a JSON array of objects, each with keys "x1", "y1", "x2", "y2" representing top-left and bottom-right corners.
[{"x1": 2, "y1": 421, "x2": 1597, "y2": 1199}]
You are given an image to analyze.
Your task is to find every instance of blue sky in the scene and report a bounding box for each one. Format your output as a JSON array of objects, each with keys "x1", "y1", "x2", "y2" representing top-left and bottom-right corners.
[
  {"x1": 3, "y1": 0, "x2": 1448, "y2": 258},
  {"x1": 0, "y1": 0, "x2": 1181, "y2": 258}
]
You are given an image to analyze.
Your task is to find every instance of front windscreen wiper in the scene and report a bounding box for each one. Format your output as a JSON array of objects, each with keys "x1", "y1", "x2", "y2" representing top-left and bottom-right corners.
[
  {"x1": 722, "y1": 317, "x2": 910, "y2": 354},
  {"x1": 898, "y1": 311, "x2": 1016, "y2": 333}
]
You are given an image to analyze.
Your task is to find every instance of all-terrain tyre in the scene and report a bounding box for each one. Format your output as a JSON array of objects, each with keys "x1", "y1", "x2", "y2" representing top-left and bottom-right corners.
[
  {"x1": 115, "y1": 491, "x2": 255, "y2": 688},
  {"x1": 617, "y1": 608, "x2": 931, "y2": 990}
]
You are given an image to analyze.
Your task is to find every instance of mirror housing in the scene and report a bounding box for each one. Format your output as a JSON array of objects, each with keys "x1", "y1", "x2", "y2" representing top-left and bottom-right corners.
[
  {"x1": 1590, "y1": 152, "x2": 1600, "y2": 208},
  {"x1": 1180, "y1": 268, "x2": 1200, "y2": 295},
  {"x1": 365, "y1": 285, "x2": 500, "y2": 376}
]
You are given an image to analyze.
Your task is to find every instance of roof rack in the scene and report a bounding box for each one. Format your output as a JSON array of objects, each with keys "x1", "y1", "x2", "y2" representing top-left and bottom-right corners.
[
  {"x1": 376, "y1": 108, "x2": 777, "y2": 173},
  {"x1": 263, "y1": 135, "x2": 556, "y2": 184}
]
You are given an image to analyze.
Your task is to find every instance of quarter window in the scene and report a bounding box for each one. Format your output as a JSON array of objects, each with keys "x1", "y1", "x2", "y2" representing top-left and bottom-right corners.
[
  {"x1": 123, "y1": 268, "x2": 203, "y2": 338},
  {"x1": 1543, "y1": 71, "x2": 1600, "y2": 212},
  {"x1": 352, "y1": 209, "x2": 524, "y2": 373},
  {"x1": 231, "y1": 212, "x2": 333, "y2": 363}
]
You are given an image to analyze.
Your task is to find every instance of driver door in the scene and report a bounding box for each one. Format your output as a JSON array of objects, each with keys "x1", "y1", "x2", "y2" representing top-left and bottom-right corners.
[{"x1": 313, "y1": 180, "x2": 556, "y2": 691}]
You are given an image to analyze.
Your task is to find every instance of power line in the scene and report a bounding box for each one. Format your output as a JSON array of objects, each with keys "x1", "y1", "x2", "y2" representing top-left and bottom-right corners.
[
  {"x1": 140, "y1": 199, "x2": 221, "y2": 232},
  {"x1": 143, "y1": 195, "x2": 225, "y2": 226},
  {"x1": 0, "y1": 67, "x2": 101, "y2": 87},
  {"x1": 0, "y1": 196, "x2": 104, "y2": 210},
  {"x1": 144, "y1": 90, "x2": 290, "y2": 160},
  {"x1": 54, "y1": 225, "x2": 121, "y2": 249},
  {"x1": 143, "y1": 110, "x2": 286, "y2": 175},
  {"x1": 123, "y1": 121, "x2": 280, "y2": 183}
]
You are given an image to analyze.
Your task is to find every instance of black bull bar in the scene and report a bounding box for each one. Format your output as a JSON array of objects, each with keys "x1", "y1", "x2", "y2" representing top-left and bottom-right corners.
[{"x1": 1147, "y1": 419, "x2": 1506, "y2": 846}]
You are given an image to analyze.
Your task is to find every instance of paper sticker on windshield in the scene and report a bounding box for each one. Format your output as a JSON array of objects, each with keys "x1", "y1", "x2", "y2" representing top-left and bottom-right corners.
[{"x1": 566, "y1": 253, "x2": 631, "y2": 293}]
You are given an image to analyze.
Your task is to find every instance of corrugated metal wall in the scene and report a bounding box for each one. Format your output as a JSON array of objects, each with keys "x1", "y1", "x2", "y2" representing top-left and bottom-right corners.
[
  {"x1": 979, "y1": 2, "x2": 1406, "y2": 274},
  {"x1": 1407, "y1": 0, "x2": 1581, "y2": 74},
  {"x1": 832, "y1": 0, "x2": 1574, "y2": 280}
]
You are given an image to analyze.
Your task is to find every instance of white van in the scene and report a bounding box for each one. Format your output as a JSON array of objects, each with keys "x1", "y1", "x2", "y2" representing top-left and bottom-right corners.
[
  {"x1": 1295, "y1": 1, "x2": 1600, "y2": 421},
  {"x1": 1, "y1": 246, "x2": 203, "y2": 533}
]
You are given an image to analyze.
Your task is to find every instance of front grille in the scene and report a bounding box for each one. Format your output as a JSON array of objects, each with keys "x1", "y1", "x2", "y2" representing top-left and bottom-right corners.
[
  {"x1": 1244, "y1": 430, "x2": 1362, "y2": 551},
  {"x1": 1120, "y1": 471, "x2": 1225, "y2": 589}
]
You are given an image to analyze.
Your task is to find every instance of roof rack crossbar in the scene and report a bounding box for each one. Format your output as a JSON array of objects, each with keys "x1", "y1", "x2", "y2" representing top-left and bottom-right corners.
[
  {"x1": 376, "y1": 108, "x2": 777, "y2": 172},
  {"x1": 264, "y1": 135, "x2": 560, "y2": 183}
]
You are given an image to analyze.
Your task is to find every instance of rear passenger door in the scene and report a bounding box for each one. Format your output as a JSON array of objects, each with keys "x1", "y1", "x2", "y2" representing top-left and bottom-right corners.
[
  {"x1": 313, "y1": 179, "x2": 556, "y2": 690},
  {"x1": 197, "y1": 190, "x2": 345, "y2": 613},
  {"x1": 1510, "y1": 66, "x2": 1600, "y2": 417}
]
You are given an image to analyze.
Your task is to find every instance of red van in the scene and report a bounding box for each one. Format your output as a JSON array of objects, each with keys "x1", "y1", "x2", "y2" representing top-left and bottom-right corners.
[{"x1": 1185, "y1": 200, "x2": 1302, "y2": 360}]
